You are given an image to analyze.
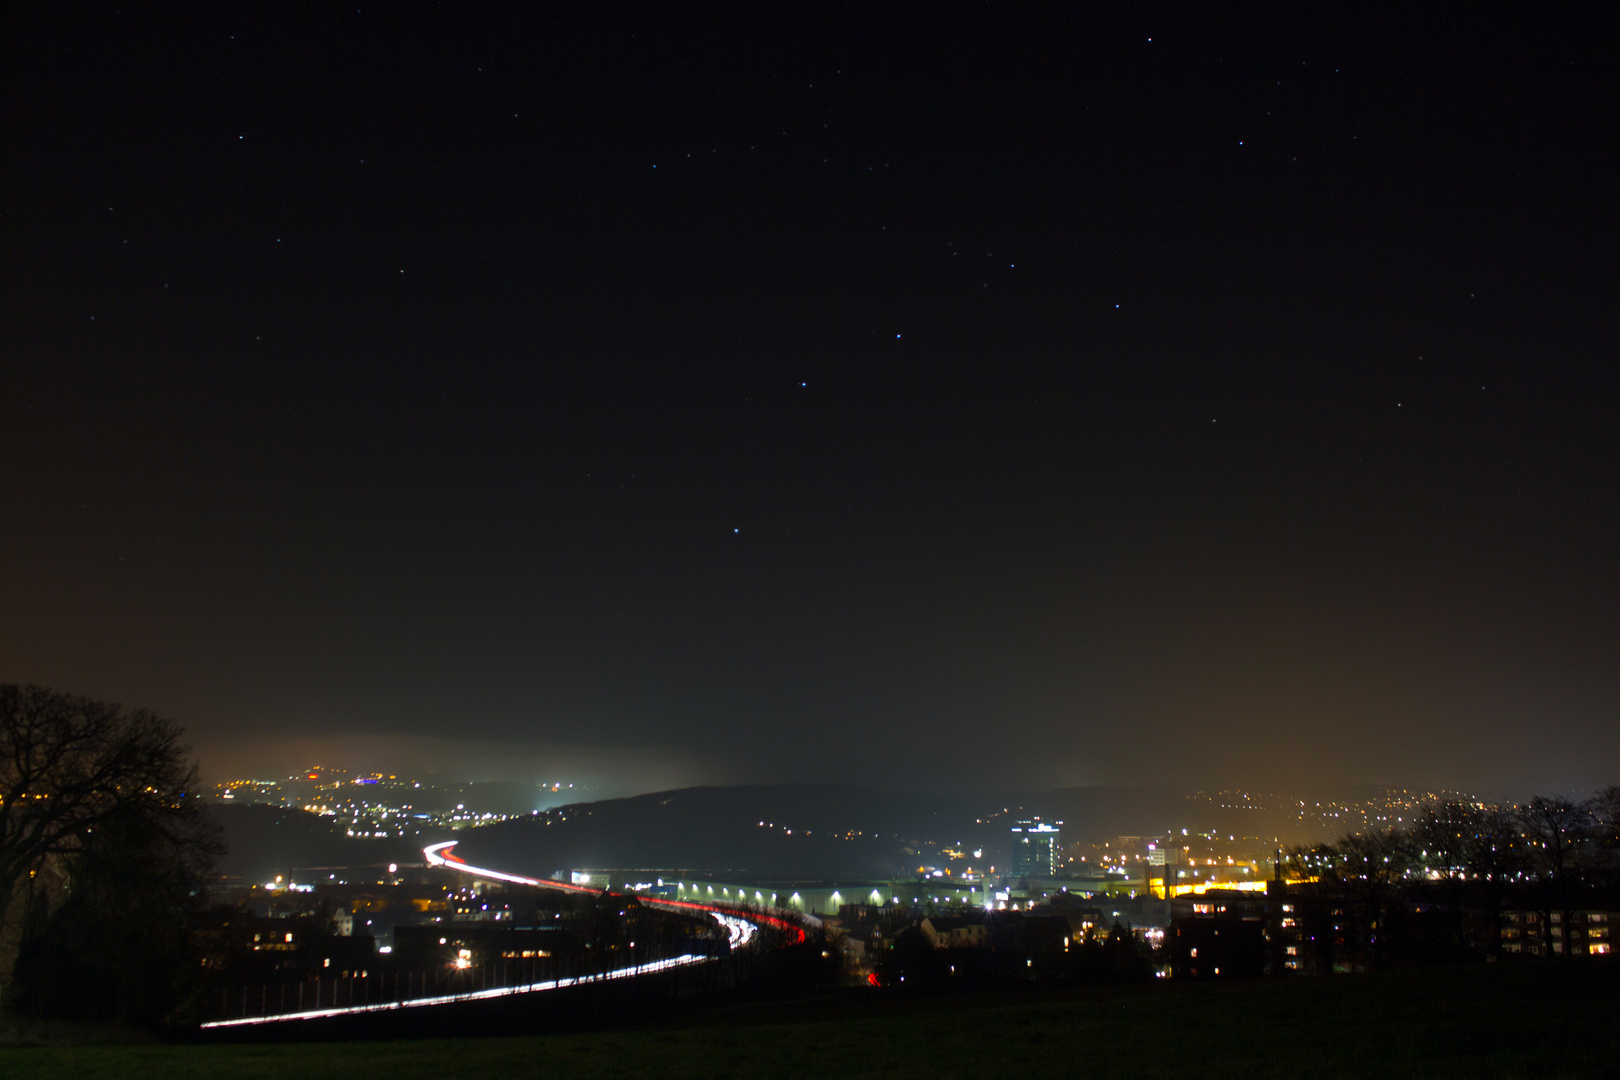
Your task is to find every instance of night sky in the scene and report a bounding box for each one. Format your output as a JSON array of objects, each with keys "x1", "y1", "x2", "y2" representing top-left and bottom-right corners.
[{"x1": 2, "y1": 4, "x2": 1614, "y2": 798}]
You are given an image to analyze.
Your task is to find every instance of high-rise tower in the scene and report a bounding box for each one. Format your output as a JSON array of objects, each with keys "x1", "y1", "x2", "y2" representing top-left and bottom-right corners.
[{"x1": 1010, "y1": 818, "x2": 1062, "y2": 878}]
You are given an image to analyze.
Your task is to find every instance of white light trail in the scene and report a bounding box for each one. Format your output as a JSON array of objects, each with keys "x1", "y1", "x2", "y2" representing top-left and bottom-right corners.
[
  {"x1": 203, "y1": 842, "x2": 789, "y2": 1029},
  {"x1": 199, "y1": 954, "x2": 708, "y2": 1029},
  {"x1": 423, "y1": 840, "x2": 565, "y2": 888},
  {"x1": 711, "y1": 912, "x2": 757, "y2": 949}
]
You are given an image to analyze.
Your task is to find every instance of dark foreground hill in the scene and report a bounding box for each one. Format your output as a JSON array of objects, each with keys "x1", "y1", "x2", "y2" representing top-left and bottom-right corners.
[{"x1": 11, "y1": 962, "x2": 1617, "y2": 1078}]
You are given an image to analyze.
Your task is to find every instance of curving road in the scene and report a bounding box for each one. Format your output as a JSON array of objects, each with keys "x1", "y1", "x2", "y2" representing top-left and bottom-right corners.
[
  {"x1": 199, "y1": 840, "x2": 800, "y2": 1029},
  {"x1": 423, "y1": 839, "x2": 807, "y2": 946}
]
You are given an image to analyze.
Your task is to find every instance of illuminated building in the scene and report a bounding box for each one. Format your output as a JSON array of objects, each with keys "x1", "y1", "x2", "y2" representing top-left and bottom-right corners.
[
  {"x1": 920, "y1": 915, "x2": 988, "y2": 949},
  {"x1": 1167, "y1": 890, "x2": 1272, "y2": 979},
  {"x1": 1011, "y1": 819, "x2": 1062, "y2": 879},
  {"x1": 1500, "y1": 910, "x2": 1614, "y2": 956}
]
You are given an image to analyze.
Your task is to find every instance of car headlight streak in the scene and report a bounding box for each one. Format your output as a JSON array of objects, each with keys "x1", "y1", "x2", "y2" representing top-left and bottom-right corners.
[{"x1": 203, "y1": 841, "x2": 786, "y2": 1028}]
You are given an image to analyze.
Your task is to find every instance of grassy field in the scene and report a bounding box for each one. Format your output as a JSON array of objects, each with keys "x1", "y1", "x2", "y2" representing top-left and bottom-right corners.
[{"x1": 5, "y1": 961, "x2": 1617, "y2": 1079}]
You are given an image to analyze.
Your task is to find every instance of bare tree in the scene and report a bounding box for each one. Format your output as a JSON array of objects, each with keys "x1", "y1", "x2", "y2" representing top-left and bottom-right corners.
[
  {"x1": 1412, "y1": 801, "x2": 1473, "y2": 881},
  {"x1": 1518, "y1": 796, "x2": 1593, "y2": 958},
  {"x1": 1462, "y1": 804, "x2": 1526, "y2": 956},
  {"x1": 1412, "y1": 800, "x2": 1477, "y2": 950},
  {"x1": 1588, "y1": 786, "x2": 1620, "y2": 889},
  {"x1": 1282, "y1": 829, "x2": 1411, "y2": 972},
  {"x1": 0, "y1": 683, "x2": 217, "y2": 997},
  {"x1": 1334, "y1": 828, "x2": 1412, "y2": 970},
  {"x1": 1281, "y1": 842, "x2": 1344, "y2": 973},
  {"x1": 1284, "y1": 792, "x2": 1613, "y2": 968}
]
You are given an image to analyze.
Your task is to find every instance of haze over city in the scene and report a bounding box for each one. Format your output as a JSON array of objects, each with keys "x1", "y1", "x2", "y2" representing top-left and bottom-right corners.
[
  {"x1": 2, "y1": 5, "x2": 1618, "y2": 1072},
  {"x1": 3, "y1": 7, "x2": 1615, "y2": 795}
]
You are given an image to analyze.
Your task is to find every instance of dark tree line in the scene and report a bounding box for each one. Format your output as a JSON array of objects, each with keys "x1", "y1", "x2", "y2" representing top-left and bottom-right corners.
[
  {"x1": 0, "y1": 684, "x2": 219, "y2": 1027},
  {"x1": 1282, "y1": 788, "x2": 1620, "y2": 971}
]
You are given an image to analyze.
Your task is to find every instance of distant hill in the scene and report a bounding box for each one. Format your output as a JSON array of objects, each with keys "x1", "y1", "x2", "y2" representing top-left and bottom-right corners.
[
  {"x1": 1041, "y1": 786, "x2": 1314, "y2": 842},
  {"x1": 450, "y1": 783, "x2": 1351, "y2": 882},
  {"x1": 452, "y1": 784, "x2": 990, "y2": 881},
  {"x1": 209, "y1": 805, "x2": 432, "y2": 881},
  {"x1": 211, "y1": 783, "x2": 1376, "y2": 886}
]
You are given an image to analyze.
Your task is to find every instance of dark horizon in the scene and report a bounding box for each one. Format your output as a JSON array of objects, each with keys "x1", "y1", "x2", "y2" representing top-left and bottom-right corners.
[{"x1": 2, "y1": 4, "x2": 1615, "y2": 801}]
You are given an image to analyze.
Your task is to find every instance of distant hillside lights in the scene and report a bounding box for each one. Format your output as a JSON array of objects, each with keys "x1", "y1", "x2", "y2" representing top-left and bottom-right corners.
[
  {"x1": 211, "y1": 770, "x2": 582, "y2": 832},
  {"x1": 1189, "y1": 787, "x2": 1481, "y2": 831}
]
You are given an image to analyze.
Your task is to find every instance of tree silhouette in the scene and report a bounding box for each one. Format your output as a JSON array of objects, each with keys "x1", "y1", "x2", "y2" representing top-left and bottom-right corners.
[
  {"x1": 1519, "y1": 796, "x2": 1593, "y2": 958},
  {"x1": 1412, "y1": 800, "x2": 1480, "y2": 952},
  {"x1": 0, "y1": 683, "x2": 218, "y2": 1016}
]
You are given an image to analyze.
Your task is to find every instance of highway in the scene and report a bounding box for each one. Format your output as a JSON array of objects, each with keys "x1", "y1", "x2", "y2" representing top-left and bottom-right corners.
[
  {"x1": 424, "y1": 841, "x2": 810, "y2": 939},
  {"x1": 199, "y1": 840, "x2": 799, "y2": 1028},
  {"x1": 422, "y1": 839, "x2": 807, "y2": 945}
]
